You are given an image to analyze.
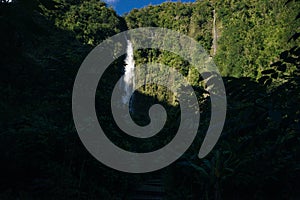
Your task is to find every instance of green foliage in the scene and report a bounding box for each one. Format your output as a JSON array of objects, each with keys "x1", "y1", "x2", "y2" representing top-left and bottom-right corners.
[
  {"x1": 125, "y1": 2, "x2": 213, "y2": 50},
  {"x1": 1, "y1": 0, "x2": 299, "y2": 199},
  {"x1": 50, "y1": 0, "x2": 126, "y2": 45},
  {"x1": 214, "y1": 0, "x2": 300, "y2": 78},
  {"x1": 125, "y1": 0, "x2": 299, "y2": 80},
  {"x1": 259, "y1": 43, "x2": 300, "y2": 86}
]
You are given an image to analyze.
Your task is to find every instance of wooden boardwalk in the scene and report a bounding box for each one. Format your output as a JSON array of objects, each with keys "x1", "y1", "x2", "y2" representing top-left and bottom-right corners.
[{"x1": 126, "y1": 177, "x2": 165, "y2": 200}]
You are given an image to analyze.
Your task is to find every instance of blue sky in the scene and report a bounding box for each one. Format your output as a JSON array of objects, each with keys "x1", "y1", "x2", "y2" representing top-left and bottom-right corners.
[{"x1": 104, "y1": 0, "x2": 196, "y2": 16}]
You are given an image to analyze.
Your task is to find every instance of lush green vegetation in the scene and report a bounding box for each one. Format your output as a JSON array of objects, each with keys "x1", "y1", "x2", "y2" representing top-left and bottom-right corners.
[{"x1": 0, "y1": 0, "x2": 299, "y2": 199}]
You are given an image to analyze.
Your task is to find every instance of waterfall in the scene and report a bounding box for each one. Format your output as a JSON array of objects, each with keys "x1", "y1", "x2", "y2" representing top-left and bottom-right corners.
[{"x1": 122, "y1": 40, "x2": 135, "y2": 112}]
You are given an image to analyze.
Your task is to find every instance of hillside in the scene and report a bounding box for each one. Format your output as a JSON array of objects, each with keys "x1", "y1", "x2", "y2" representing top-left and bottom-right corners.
[{"x1": 0, "y1": 0, "x2": 299, "y2": 199}]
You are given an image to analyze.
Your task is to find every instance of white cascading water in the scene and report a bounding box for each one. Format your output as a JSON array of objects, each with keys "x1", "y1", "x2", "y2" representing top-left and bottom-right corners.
[{"x1": 122, "y1": 40, "x2": 135, "y2": 112}]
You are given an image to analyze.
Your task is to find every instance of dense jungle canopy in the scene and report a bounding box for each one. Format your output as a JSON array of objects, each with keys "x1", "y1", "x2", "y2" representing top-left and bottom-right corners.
[{"x1": 0, "y1": 0, "x2": 299, "y2": 199}]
